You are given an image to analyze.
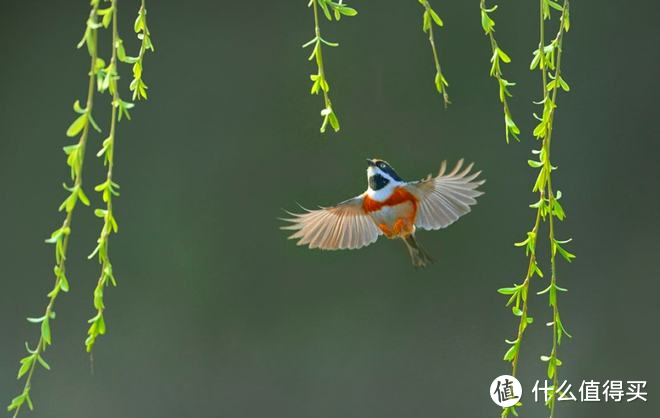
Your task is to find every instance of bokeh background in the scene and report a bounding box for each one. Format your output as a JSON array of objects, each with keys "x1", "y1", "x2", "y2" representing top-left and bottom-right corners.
[{"x1": 1, "y1": 1, "x2": 658, "y2": 417}]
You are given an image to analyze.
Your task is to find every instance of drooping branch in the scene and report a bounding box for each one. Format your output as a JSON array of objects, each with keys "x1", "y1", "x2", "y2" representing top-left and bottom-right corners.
[
  {"x1": 8, "y1": 0, "x2": 156, "y2": 414},
  {"x1": 7, "y1": 1, "x2": 101, "y2": 415},
  {"x1": 532, "y1": 2, "x2": 572, "y2": 417},
  {"x1": 498, "y1": 1, "x2": 572, "y2": 417},
  {"x1": 303, "y1": 0, "x2": 357, "y2": 133},
  {"x1": 419, "y1": 0, "x2": 450, "y2": 107},
  {"x1": 479, "y1": 0, "x2": 519, "y2": 143},
  {"x1": 86, "y1": 0, "x2": 154, "y2": 353}
]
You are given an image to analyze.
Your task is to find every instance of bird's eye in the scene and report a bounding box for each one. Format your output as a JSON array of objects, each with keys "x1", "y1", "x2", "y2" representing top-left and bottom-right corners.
[{"x1": 378, "y1": 163, "x2": 386, "y2": 169}]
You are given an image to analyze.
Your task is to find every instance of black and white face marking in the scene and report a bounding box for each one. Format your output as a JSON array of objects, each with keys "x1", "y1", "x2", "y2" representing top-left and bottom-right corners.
[
  {"x1": 367, "y1": 159, "x2": 403, "y2": 181},
  {"x1": 368, "y1": 173, "x2": 390, "y2": 190},
  {"x1": 366, "y1": 158, "x2": 404, "y2": 200}
]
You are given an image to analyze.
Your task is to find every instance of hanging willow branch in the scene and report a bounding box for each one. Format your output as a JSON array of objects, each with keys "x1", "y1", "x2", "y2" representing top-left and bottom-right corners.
[
  {"x1": 85, "y1": 0, "x2": 154, "y2": 354},
  {"x1": 497, "y1": 1, "x2": 572, "y2": 418},
  {"x1": 303, "y1": 0, "x2": 357, "y2": 133},
  {"x1": 418, "y1": 0, "x2": 450, "y2": 107},
  {"x1": 7, "y1": 2, "x2": 101, "y2": 415},
  {"x1": 8, "y1": 0, "x2": 155, "y2": 415},
  {"x1": 479, "y1": 0, "x2": 519, "y2": 142},
  {"x1": 130, "y1": 0, "x2": 153, "y2": 101},
  {"x1": 532, "y1": 2, "x2": 572, "y2": 417}
]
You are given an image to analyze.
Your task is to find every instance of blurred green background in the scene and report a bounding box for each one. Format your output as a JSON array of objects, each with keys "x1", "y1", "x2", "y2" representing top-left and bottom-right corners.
[{"x1": 1, "y1": 1, "x2": 658, "y2": 417}]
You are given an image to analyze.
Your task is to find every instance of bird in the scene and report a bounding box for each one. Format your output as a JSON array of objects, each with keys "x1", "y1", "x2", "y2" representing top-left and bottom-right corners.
[{"x1": 281, "y1": 158, "x2": 485, "y2": 267}]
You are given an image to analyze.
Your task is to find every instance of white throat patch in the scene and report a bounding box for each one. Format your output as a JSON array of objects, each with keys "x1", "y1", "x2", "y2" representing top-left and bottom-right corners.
[{"x1": 366, "y1": 166, "x2": 403, "y2": 201}]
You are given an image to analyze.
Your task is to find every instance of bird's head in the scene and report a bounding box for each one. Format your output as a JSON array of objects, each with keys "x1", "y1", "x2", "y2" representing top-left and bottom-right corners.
[{"x1": 366, "y1": 158, "x2": 403, "y2": 192}]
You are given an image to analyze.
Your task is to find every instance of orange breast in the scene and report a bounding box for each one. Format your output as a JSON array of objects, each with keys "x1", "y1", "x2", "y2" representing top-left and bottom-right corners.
[
  {"x1": 362, "y1": 187, "x2": 418, "y2": 213},
  {"x1": 363, "y1": 188, "x2": 418, "y2": 238}
]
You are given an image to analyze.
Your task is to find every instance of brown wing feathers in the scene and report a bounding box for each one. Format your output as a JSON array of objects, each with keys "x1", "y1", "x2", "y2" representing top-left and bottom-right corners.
[
  {"x1": 281, "y1": 198, "x2": 381, "y2": 250},
  {"x1": 407, "y1": 159, "x2": 485, "y2": 231}
]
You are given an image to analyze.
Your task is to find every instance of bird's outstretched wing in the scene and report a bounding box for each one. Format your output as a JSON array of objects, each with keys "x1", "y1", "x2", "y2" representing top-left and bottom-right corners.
[
  {"x1": 281, "y1": 195, "x2": 382, "y2": 250},
  {"x1": 405, "y1": 159, "x2": 485, "y2": 231}
]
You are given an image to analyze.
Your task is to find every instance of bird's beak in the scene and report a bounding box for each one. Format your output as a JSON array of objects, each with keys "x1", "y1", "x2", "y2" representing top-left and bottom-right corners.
[{"x1": 366, "y1": 159, "x2": 376, "y2": 167}]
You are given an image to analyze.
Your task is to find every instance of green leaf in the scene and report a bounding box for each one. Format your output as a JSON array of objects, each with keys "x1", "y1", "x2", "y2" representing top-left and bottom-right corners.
[
  {"x1": 41, "y1": 318, "x2": 51, "y2": 345},
  {"x1": 505, "y1": 113, "x2": 519, "y2": 132},
  {"x1": 302, "y1": 37, "x2": 318, "y2": 49},
  {"x1": 496, "y1": 48, "x2": 511, "y2": 63},
  {"x1": 555, "y1": 242, "x2": 576, "y2": 262},
  {"x1": 7, "y1": 392, "x2": 26, "y2": 412},
  {"x1": 557, "y1": 316, "x2": 572, "y2": 341},
  {"x1": 428, "y1": 8, "x2": 443, "y2": 27},
  {"x1": 505, "y1": 113, "x2": 520, "y2": 143},
  {"x1": 533, "y1": 120, "x2": 547, "y2": 138},
  {"x1": 100, "y1": 7, "x2": 113, "y2": 28},
  {"x1": 480, "y1": 10, "x2": 495, "y2": 34},
  {"x1": 422, "y1": 10, "x2": 431, "y2": 33},
  {"x1": 17, "y1": 355, "x2": 34, "y2": 379},
  {"x1": 547, "y1": 359, "x2": 557, "y2": 379},
  {"x1": 66, "y1": 114, "x2": 87, "y2": 137},
  {"x1": 94, "y1": 286, "x2": 105, "y2": 310},
  {"x1": 318, "y1": 0, "x2": 332, "y2": 20},
  {"x1": 97, "y1": 314, "x2": 106, "y2": 335},
  {"x1": 26, "y1": 315, "x2": 45, "y2": 323},
  {"x1": 537, "y1": 284, "x2": 552, "y2": 295},
  {"x1": 25, "y1": 392, "x2": 33, "y2": 410},
  {"x1": 497, "y1": 286, "x2": 518, "y2": 295},
  {"x1": 319, "y1": 37, "x2": 339, "y2": 47},
  {"x1": 117, "y1": 41, "x2": 138, "y2": 64},
  {"x1": 503, "y1": 344, "x2": 517, "y2": 361},
  {"x1": 328, "y1": 110, "x2": 340, "y2": 132},
  {"x1": 483, "y1": 4, "x2": 498, "y2": 13},
  {"x1": 59, "y1": 274, "x2": 70, "y2": 292},
  {"x1": 78, "y1": 187, "x2": 91, "y2": 206},
  {"x1": 548, "y1": 0, "x2": 563, "y2": 11},
  {"x1": 36, "y1": 355, "x2": 51, "y2": 370},
  {"x1": 530, "y1": 50, "x2": 541, "y2": 70},
  {"x1": 73, "y1": 100, "x2": 86, "y2": 114},
  {"x1": 338, "y1": 6, "x2": 357, "y2": 17},
  {"x1": 134, "y1": 8, "x2": 145, "y2": 32},
  {"x1": 533, "y1": 262, "x2": 544, "y2": 278},
  {"x1": 117, "y1": 99, "x2": 135, "y2": 121},
  {"x1": 434, "y1": 72, "x2": 442, "y2": 93}
]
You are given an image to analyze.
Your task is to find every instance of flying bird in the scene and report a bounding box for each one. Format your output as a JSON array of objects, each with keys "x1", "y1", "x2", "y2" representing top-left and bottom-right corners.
[{"x1": 281, "y1": 159, "x2": 484, "y2": 267}]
